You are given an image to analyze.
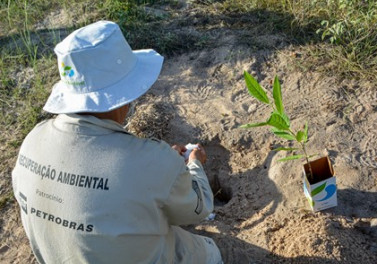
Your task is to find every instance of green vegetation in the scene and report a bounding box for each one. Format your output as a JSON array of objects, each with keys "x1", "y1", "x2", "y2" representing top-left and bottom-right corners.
[
  {"x1": 1, "y1": 0, "x2": 376, "y2": 145},
  {"x1": 221, "y1": 0, "x2": 377, "y2": 80},
  {"x1": 0, "y1": 0, "x2": 207, "y2": 178},
  {"x1": 0, "y1": 0, "x2": 172, "y2": 149},
  {"x1": 0, "y1": 192, "x2": 14, "y2": 210},
  {"x1": 240, "y1": 72, "x2": 316, "y2": 180}
]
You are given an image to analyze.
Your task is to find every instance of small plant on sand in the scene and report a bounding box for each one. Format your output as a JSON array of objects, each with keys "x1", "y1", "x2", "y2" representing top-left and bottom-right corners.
[
  {"x1": 240, "y1": 72, "x2": 316, "y2": 181},
  {"x1": 240, "y1": 72, "x2": 338, "y2": 212}
]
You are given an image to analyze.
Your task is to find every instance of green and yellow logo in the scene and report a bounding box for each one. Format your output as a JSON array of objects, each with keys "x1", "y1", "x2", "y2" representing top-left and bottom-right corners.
[{"x1": 61, "y1": 62, "x2": 74, "y2": 77}]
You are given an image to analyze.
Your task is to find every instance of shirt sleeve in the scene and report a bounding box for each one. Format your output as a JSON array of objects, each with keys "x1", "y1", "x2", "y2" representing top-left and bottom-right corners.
[{"x1": 163, "y1": 159, "x2": 214, "y2": 226}]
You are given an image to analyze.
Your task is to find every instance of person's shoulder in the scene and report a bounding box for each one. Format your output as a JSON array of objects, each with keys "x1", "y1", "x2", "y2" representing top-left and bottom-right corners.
[
  {"x1": 25, "y1": 118, "x2": 54, "y2": 137},
  {"x1": 112, "y1": 132, "x2": 184, "y2": 164},
  {"x1": 139, "y1": 137, "x2": 170, "y2": 151},
  {"x1": 35, "y1": 118, "x2": 53, "y2": 128},
  {"x1": 139, "y1": 137, "x2": 182, "y2": 159},
  {"x1": 17, "y1": 118, "x2": 54, "y2": 152}
]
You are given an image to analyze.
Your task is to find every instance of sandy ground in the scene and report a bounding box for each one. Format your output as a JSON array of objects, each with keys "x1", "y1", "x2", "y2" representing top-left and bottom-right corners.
[
  {"x1": 1, "y1": 2, "x2": 377, "y2": 264},
  {"x1": 127, "y1": 41, "x2": 377, "y2": 263}
]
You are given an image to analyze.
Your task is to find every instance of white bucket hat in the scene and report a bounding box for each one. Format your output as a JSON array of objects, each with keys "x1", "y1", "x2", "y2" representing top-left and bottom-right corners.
[{"x1": 43, "y1": 20, "x2": 164, "y2": 114}]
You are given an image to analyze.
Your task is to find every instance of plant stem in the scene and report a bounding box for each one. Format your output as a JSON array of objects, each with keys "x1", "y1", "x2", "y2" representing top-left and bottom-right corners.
[
  {"x1": 287, "y1": 128, "x2": 314, "y2": 181},
  {"x1": 301, "y1": 142, "x2": 313, "y2": 182}
]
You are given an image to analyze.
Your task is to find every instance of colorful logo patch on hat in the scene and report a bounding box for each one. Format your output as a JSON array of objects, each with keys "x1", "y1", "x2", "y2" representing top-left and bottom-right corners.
[{"x1": 61, "y1": 62, "x2": 74, "y2": 77}]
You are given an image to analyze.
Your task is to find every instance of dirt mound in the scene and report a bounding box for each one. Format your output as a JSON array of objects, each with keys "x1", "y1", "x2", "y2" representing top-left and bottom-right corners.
[
  {"x1": 126, "y1": 31, "x2": 377, "y2": 262},
  {"x1": 1, "y1": 2, "x2": 376, "y2": 264}
]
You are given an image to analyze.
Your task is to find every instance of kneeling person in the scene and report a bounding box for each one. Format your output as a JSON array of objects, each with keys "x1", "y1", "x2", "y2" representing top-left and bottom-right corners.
[{"x1": 12, "y1": 21, "x2": 222, "y2": 264}]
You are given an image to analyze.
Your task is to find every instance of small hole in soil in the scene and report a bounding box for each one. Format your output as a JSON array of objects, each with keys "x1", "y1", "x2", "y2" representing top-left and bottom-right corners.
[
  {"x1": 203, "y1": 143, "x2": 233, "y2": 206},
  {"x1": 212, "y1": 178, "x2": 232, "y2": 206}
]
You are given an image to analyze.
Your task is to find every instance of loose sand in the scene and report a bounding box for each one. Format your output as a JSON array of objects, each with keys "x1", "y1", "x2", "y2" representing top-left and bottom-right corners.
[{"x1": 1, "y1": 2, "x2": 376, "y2": 263}]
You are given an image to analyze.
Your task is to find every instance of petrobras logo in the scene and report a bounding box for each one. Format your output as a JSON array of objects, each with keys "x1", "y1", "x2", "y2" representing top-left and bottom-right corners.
[
  {"x1": 311, "y1": 181, "x2": 337, "y2": 207},
  {"x1": 60, "y1": 62, "x2": 74, "y2": 77},
  {"x1": 59, "y1": 62, "x2": 85, "y2": 86},
  {"x1": 19, "y1": 192, "x2": 28, "y2": 214}
]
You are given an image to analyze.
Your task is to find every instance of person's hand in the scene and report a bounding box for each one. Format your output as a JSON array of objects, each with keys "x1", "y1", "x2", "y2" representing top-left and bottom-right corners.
[
  {"x1": 171, "y1": 145, "x2": 187, "y2": 156},
  {"x1": 188, "y1": 144, "x2": 207, "y2": 165}
]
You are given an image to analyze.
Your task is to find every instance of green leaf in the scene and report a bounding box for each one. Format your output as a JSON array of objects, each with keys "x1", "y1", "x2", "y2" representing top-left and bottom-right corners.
[
  {"x1": 296, "y1": 130, "x2": 305, "y2": 142},
  {"x1": 280, "y1": 112, "x2": 290, "y2": 127},
  {"x1": 272, "y1": 130, "x2": 296, "y2": 140},
  {"x1": 64, "y1": 66, "x2": 71, "y2": 71},
  {"x1": 267, "y1": 113, "x2": 290, "y2": 130},
  {"x1": 273, "y1": 147, "x2": 299, "y2": 152},
  {"x1": 244, "y1": 71, "x2": 269, "y2": 104},
  {"x1": 304, "y1": 121, "x2": 308, "y2": 142},
  {"x1": 311, "y1": 182, "x2": 326, "y2": 197},
  {"x1": 278, "y1": 154, "x2": 304, "y2": 162},
  {"x1": 273, "y1": 76, "x2": 284, "y2": 115},
  {"x1": 239, "y1": 122, "x2": 268, "y2": 128}
]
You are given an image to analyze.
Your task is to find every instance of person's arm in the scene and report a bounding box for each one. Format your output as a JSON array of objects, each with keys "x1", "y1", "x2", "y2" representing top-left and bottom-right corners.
[{"x1": 163, "y1": 147, "x2": 213, "y2": 226}]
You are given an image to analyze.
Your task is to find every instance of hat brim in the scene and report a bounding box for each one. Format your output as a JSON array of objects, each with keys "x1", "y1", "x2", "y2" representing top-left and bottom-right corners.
[{"x1": 43, "y1": 49, "x2": 164, "y2": 114}]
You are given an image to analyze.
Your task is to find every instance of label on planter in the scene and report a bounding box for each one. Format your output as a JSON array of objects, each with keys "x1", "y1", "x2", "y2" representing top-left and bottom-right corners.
[{"x1": 303, "y1": 175, "x2": 337, "y2": 212}]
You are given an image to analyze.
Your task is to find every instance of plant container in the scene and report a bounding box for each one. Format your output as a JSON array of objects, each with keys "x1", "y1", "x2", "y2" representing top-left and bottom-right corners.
[{"x1": 303, "y1": 156, "x2": 337, "y2": 212}]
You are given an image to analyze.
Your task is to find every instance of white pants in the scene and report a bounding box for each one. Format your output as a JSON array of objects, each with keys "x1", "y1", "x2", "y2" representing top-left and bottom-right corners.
[
  {"x1": 171, "y1": 226, "x2": 223, "y2": 264},
  {"x1": 202, "y1": 236, "x2": 223, "y2": 264}
]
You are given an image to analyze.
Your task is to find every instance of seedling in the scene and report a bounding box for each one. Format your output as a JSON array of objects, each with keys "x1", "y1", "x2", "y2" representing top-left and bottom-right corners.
[{"x1": 240, "y1": 71, "x2": 316, "y2": 181}]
